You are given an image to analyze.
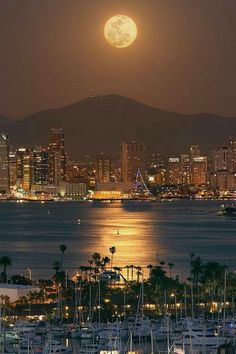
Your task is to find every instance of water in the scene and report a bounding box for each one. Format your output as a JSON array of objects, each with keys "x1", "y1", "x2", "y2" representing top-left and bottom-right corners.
[{"x1": 0, "y1": 199, "x2": 235, "y2": 280}]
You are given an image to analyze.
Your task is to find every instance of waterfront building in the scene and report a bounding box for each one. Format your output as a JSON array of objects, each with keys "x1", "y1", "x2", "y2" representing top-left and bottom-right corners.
[
  {"x1": 0, "y1": 284, "x2": 40, "y2": 303},
  {"x1": 31, "y1": 182, "x2": 87, "y2": 197},
  {"x1": 16, "y1": 148, "x2": 32, "y2": 192},
  {"x1": 229, "y1": 136, "x2": 236, "y2": 172},
  {"x1": 181, "y1": 154, "x2": 191, "y2": 185},
  {"x1": 87, "y1": 175, "x2": 96, "y2": 189},
  {"x1": 66, "y1": 161, "x2": 80, "y2": 183},
  {"x1": 166, "y1": 157, "x2": 181, "y2": 185},
  {"x1": 209, "y1": 171, "x2": 236, "y2": 191},
  {"x1": 48, "y1": 128, "x2": 66, "y2": 185},
  {"x1": 212, "y1": 146, "x2": 232, "y2": 171},
  {"x1": 58, "y1": 182, "x2": 87, "y2": 197},
  {"x1": 0, "y1": 133, "x2": 10, "y2": 193},
  {"x1": 191, "y1": 156, "x2": 208, "y2": 185},
  {"x1": 32, "y1": 147, "x2": 49, "y2": 185},
  {"x1": 121, "y1": 141, "x2": 145, "y2": 183},
  {"x1": 209, "y1": 145, "x2": 233, "y2": 190},
  {"x1": 9, "y1": 152, "x2": 17, "y2": 187},
  {"x1": 96, "y1": 181, "x2": 133, "y2": 192},
  {"x1": 96, "y1": 153, "x2": 111, "y2": 183}
]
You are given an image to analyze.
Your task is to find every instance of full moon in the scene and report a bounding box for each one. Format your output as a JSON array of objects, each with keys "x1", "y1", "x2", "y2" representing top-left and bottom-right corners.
[{"x1": 104, "y1": 15, "x2": 137, "y2": 48}]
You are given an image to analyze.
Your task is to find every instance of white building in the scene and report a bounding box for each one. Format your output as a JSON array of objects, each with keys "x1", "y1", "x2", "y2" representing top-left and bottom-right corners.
[{"x1": 0, "y1": 284, "x2": 40, "y2": 303}]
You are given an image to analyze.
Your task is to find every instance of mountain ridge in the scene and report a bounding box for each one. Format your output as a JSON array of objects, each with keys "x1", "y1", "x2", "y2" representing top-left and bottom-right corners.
[{"x1": 2, "y1": 94, "x2": 236, "y2": 159}]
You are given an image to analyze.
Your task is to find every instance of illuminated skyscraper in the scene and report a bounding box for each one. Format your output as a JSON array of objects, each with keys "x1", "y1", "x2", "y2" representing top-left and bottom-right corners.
[
  {"x1": 9, "y1": 152, "x2": 17, "y2": 187},
  {"x1": 96, "y1": 154, "x2": 111, "y2": 183},
  {"x1": 166, "y1": 157, "x2": 182, "y2": 185},
  {"x1": 48, "y1": 128, "x2": 66, "y2": 185},
  {"x1": 0, "y1": 133, "x2": 10, "y2": 193},
  {"x1": 214, "y1": 146, "x2": 231, "y2": 171},
  {"x1": 66, "y1": 161, "x2": 80, "y2": 183},
  {"x1": 229, "y1": 137, "x2": 236, "y2": 172},
  {"x1": 16, "y1": 148, "x2": 32, "y2": 191},
  {"x1": 191, "y1": 156, "x2": 208, "y2": 185},
  {"x1": 181, "y1": 154, "x2": 191, "y2": 185},
  {"x1": 121, "y1": 141, "x2": 145, "y2": 183},
  {"x1": 32, "y1": 147, "x2": 49, "y2": 185}
]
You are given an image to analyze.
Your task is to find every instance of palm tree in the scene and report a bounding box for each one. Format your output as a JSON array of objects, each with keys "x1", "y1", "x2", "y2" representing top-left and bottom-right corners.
[
  {"x1": 79, "y1": 265, "x2": 90, "y2": 280},
  {"x1": 0, "y1": 256, "x2": 12, "y2": 283},
  {"x1": 92, "y1": 253, "x2": 101, "y2": 269},
  {"x1": 109, "y1": 246, "x2": 116, "y2": 270},
  {"x1": 147, "y1": 264, "x2": 153, "y2": 278},
  {"x1": 101, "y1": 256, "x2": 110, "y2": 270},
  {"x1": 125, "y1": 265, "x2": 131, "y2": 281},
  {"x1": 168, "y1": 263, "x2": 175, "y2": 278},
  {"x1": 191, "y1": 256, "x2": 202, "y2": 286},
  {"x1": 130, "y1": 265, "x2": 135, "y2": 281},
  {"x1": 88, "y1": 259, "x2": 94, "y2": 282},
  {"x1": 136, "y1": 266, "x2": 142, "y2": 283},
  {"x1": 159, "y1": 260, "x2": 165, "y2": 269},
  {"x1": 59, "y1": 244, "x2": 67, "y2": 271},
  {"x1": 53, "y1": 261, "x2": 61, "y2": 274}
]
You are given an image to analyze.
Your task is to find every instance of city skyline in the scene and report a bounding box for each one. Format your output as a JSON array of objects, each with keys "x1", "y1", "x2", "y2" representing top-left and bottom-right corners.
[{"x1": 1, "y1": 126, "x2": 236, "y2": 199}]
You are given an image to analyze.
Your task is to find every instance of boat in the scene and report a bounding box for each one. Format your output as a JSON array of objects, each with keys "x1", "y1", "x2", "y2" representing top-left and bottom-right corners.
[
  {"x1": 219, "y1": 204, "x2": 236, "y2": 216},
  {"x1": 100, "y1": 271, "x2": 120, "y2": 283},
  {"x1": 174, "y1": 330, "x2": 230, "y2": 347},
  {"x1": 78, "y1": 342, "x2": 101, "y2": 354}
]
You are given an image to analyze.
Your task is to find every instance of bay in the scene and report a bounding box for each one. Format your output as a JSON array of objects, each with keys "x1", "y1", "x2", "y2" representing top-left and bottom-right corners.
[{"x1": 0, "y1": 199, "x2": 235, "y2": 280}]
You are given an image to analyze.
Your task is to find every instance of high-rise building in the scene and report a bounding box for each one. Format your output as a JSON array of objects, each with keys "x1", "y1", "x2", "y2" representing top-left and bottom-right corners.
[
  {"x1": 210, "y1": 171, "x2": 236, "y2": 191},
  {"x1": 32, "y1": 147, "x2": 49, "y2": 185},
  {"x1": 96, "y1": 154, "x2": 111, "y2": 183},
  {"x1": 166, "y1": 157, "x2": 182, "y2": 185},
  {"x1": 0, "y1": 133, "x2": 10, "y2": 193},
  {"x1": 48, "y1": 128, "x2": 66, "y2": 185},
  {"x1": 191, "y1": 156, "x2": 208, "y2": 185},
  {"x1": 181, "y1": 154, "x2": 191, "y2": 185},
  {"x1": 213, "y1": 146, "x2": 231, "y2": 171},
  {"x1": 9, "y1": 152, "x2": 17, "y2": 187},
  {"x1": 16, "y1": 148, "x2": 32, "y2": 191},
  {"x1": 121, "y1": 141, "x2": 145, "y2": 183},
  {"x1": 229, "y1": 137, "x2": 236, "y2": 171},
  {"x1": 66, "y1": 161, "x2": 80, "y2": 184}
]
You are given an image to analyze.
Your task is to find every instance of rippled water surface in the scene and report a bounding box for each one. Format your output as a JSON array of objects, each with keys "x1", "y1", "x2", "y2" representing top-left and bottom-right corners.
[{"x1": 0, "y1": 200, "x2": 235, "y2": 279}]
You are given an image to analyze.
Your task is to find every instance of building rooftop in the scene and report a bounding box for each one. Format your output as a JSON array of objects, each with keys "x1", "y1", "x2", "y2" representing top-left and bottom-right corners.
[{"x1": 0, "y1": 283, "x2": 39, "y2": 290}]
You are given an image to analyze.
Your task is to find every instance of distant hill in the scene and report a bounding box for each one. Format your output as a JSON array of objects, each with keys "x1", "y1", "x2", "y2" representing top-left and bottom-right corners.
[{"x1": 4, "y1": 94, "x2": 236, "y2": 158}]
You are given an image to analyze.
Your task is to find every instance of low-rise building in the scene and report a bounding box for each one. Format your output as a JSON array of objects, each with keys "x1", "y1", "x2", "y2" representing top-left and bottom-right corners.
[{"x1": 0, "y1": 284, "x2": 40, "y2": 303}]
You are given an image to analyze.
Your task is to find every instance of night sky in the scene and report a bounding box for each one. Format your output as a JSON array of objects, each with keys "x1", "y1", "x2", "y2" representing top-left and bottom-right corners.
[{"x1": 0, "y1": 0, "x2": 236, "y2": 118}]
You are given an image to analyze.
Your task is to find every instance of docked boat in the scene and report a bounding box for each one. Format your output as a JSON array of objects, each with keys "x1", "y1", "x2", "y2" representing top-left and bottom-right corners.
[
  {"x1": 219, "y1": 204, "x2": 236, "y2": 216},
  {"x1": 174, "y1": 330, "x2": 230, "y2": 347}
]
